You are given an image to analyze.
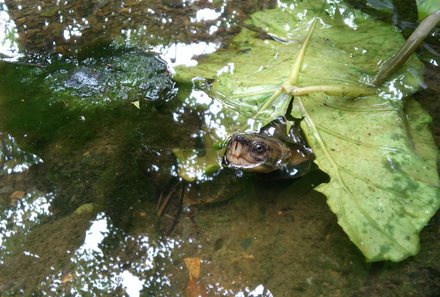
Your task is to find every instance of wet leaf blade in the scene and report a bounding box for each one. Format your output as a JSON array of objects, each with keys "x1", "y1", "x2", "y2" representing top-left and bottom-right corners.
[{"x1": 296, "y1": 93, "x2": 439, "y2": 261}]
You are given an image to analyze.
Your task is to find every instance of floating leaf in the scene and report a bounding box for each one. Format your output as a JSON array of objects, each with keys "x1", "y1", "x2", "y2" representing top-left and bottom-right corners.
[{"x1": 174, "y1": 0, "x2": 440, "y2": 261}]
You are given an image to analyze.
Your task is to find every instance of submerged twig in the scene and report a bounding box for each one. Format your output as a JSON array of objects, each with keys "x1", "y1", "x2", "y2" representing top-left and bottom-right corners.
[
  {"x1": 156, "y1": 182, "x2": 179, "y2": 218},
  {"x1": 0, "y1": 132, "x2": 6, "y2": 171},
  {"x1": 373, "y1": 10, "x2": 440, "y2": 86}
]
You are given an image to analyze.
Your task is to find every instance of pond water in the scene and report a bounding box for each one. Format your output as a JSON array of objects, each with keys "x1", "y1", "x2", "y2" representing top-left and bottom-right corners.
[{"x1": 0, "y1": 0, "x2": 439, "y2": 296}]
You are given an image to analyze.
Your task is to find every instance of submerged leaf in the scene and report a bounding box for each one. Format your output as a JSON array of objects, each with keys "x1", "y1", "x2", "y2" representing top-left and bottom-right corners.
[
  {"x1": 184, "y1": 257, "x2": 207, "y2": 297},
  {"x1": 175, "y1": 0, "x2": 440, "y2": 261}
]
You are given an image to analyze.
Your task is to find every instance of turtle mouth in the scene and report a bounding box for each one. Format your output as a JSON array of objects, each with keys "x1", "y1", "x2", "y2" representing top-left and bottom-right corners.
[
  {"x1": 224, "y1": 134, "x2": 265, "y2": 169},
  {"x1": 225, "y1": 139, "x2": 252, "y2": 166}
]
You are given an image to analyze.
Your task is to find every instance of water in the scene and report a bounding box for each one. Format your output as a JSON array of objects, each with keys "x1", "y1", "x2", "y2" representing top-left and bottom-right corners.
[{"x1": 0, "y1": 0, "x2": 439, "y2": 296}]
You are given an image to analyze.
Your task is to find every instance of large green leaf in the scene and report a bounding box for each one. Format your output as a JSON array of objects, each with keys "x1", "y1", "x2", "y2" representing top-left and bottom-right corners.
[{"x1": 174, "y1": 0, "x2": 440, "y2": 261}]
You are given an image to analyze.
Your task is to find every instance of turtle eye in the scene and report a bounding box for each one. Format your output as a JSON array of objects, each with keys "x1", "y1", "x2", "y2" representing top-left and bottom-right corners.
[{"x1": 252, "y1": 143, "x2": 266, "y2": 154}]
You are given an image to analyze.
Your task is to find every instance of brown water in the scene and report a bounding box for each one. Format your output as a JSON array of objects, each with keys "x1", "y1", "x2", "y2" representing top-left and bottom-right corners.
[{"x1": 0, "y1": 1, "x2": 439, "y2": 296}]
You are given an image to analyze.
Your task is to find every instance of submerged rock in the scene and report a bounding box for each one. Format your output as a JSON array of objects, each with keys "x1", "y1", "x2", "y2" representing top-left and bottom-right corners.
[{"x1": 47, "y1": 49, "x2": 177, "y2": 106}]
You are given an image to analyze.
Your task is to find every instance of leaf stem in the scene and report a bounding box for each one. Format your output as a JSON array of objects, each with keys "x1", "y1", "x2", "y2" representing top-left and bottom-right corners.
[
  {"x1": 286, "y1": 18, "x2": 318, "y2": 86},
  {"x1": 283, "y1": 84, "x2": 376, "y2": 97},
  {"x1": 252, "y1": 87, "x2": 283, "y2": 120},
  {"x1": 251, "y1": 19, "x2": 319, "y2": 121}
]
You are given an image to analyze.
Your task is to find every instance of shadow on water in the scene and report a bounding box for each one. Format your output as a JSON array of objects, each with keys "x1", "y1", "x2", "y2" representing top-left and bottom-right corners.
[{"x1": 0, "y1": 0, "x2": 439, "y2": 296}]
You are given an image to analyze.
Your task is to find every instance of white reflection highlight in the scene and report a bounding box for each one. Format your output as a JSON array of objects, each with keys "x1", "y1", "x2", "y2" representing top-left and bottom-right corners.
[
  {"x1": 207, "y1": 283, "x2": 274, "y2": 297},
  {"x1": 217, "y1": 62, "x2": 234, "y2": 76},
  {"x1": 248, "y1": 284, "x2": 271, "y2": 296},
  {"x1": 0, "y1": 7, "x2": 20, "y2": 58},
  {"x1": 339, "y1": 7, "x2": 358, "y2": 29},
  {"x1": 24, "y1": 250, "x2": 40, "y2": 258},
  {"x1": 78, "y1": 214, "x2": 109, "y2": 255},
  {"x1": 189, "y1": 89, "x2": 228, "y2": 139},
  {"x1": 209, "y1": 100, "x2": 222, "y2": 115},
  {"x1": 63, "y1": 24, "x2": 83, "y2": 40},
  {"x1": 120, "y1": 270, "x2": 144, "y2": 297},
  {"x1": 154, "y1": 42, "x2": 219, "y2": 67},
  {"x1": 0, "y1": 133, "x2": 43, "y2": 174},
  {"x1": 191, "y1": 89, "x2": 212, "y2": 105},
  {"x1": 62, "y1": 213, "x2": 184, "y2": 295},
  {"x1": 191, "y1": 8, "x2": 221, "y2": 22},
  {"x1": 209, "y1": 25, "x2": 219, "y2": 35},
  {"x1": 0, "y1": 191, "x2": 54, "y2": 263}
]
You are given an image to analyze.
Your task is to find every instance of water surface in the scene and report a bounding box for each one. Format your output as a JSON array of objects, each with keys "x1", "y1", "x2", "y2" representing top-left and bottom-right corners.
[{"x1": 0, "y1": 0, "x2": 439, "y2": 296}]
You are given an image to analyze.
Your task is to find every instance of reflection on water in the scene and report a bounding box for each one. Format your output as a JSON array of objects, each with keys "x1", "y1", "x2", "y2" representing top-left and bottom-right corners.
[
  {"x1": 0, "y1": 0, "x2": 438, "y2": 296},
  {"x1": 37, "y1": 212, "x2": 274, "y2": 296},
  {"x1": 0, "y1": 125, "x2": 279, "y2": 296},
  {"x1": 0, "y1": 132, "x2": 51, "y2": 265},
  {"x1": 155, "y1": 41, "x2": 220, "y2": 67},
  {"x1": 0, "y1": 132, "x2": 42, "y2": 174},
  {"x1": 0, "y1": 189, "x2": 54, "y2": 264},
  {"x1": 42, "y1": 213, "x2": 182, "y2": 296},
  {"x1": 0, "y1": 1, "x2": 19, "y2": 59},
  {"x1": 1, "y1": 0, "x2": 275, "y2": 56}
]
